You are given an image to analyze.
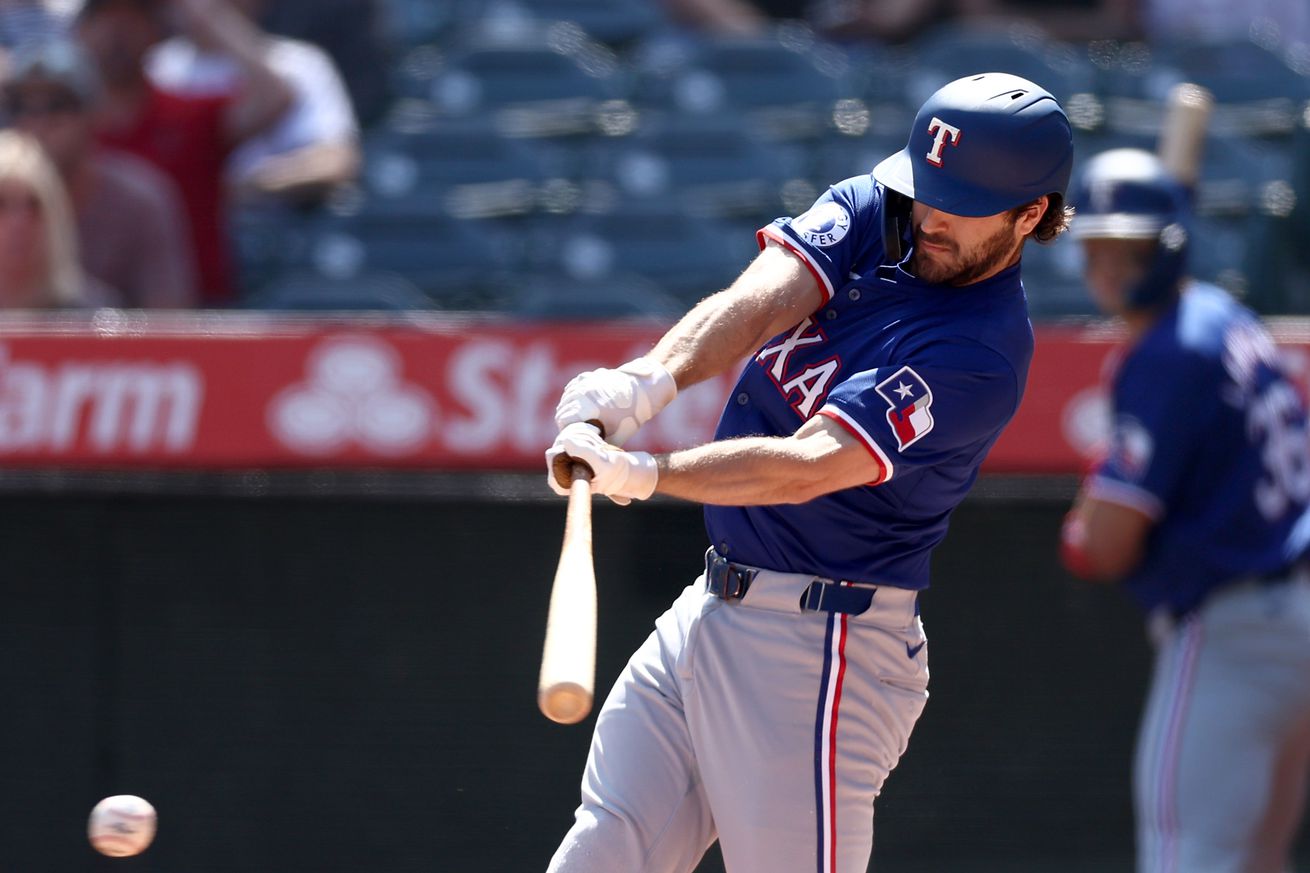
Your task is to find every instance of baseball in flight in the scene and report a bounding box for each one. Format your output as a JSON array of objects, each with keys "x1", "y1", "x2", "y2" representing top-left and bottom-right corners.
[{"x1": 87, "y1": 794, "x2": 157, "y2": 857}]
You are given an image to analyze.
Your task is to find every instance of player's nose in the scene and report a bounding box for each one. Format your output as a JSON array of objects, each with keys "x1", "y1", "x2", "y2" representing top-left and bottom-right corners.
[{"x1": 918, "y1": 206, "x2": 951, "y2": 232}]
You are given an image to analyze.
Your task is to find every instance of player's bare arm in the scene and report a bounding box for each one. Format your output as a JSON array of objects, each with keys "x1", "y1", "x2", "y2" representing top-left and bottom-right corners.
[
  {"x1": 653, "y1": 415, "x2": 880, "y2": 505},
  {"x1": 552, "y1": 243, "x2": 824, "y2": 445},
  {"x1": 1061, "y1": 494, "x2": 1154, "y2": 582},
  {"x1": 648, "y1": 242, "x2": 826, "y2": 390}
]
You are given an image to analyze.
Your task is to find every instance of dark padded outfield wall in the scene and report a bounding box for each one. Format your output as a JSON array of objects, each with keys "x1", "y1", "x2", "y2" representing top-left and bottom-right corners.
[{"x1": 0, "y1": 486, "x2": 1304, "y2": 872}]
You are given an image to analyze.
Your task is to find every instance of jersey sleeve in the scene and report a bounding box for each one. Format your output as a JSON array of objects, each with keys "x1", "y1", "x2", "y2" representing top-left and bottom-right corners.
[
  {"x1": 756, "y1": 176, "x2": 881, "y2": 303},
  {"x1": 1087, "y1": 350, "x2": 1211, "y2": 520},
  {"x1": 815, "y1": 341, "x2": 1020, "y2": 484}
]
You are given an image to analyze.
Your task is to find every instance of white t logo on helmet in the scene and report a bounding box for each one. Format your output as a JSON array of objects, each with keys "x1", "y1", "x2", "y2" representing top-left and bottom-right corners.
[{"x1": 925, "y1": 117, "x2": 962, "y2": 167}]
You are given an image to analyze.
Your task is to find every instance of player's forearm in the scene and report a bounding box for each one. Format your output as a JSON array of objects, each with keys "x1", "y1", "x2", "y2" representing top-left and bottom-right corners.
[
  {"x1": 653, "y1": 417, "x2": 877, "y2": 505},
  {"x1": 654, "y1": 438, "x2": 830, "y2": 505},
  {"x1": 648, "y1": 245, "x2": 823, "y2": 390}
]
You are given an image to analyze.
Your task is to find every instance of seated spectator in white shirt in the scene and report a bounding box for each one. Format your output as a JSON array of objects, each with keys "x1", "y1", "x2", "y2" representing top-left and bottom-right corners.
[
  {"x1": 147, "y1": 0, "x2": 359, "y2": 205},
  {"x1": 5, "y1": 38, "x2": 198, "y2": 307}
]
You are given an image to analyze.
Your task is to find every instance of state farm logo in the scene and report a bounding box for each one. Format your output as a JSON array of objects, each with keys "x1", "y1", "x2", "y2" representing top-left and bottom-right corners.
[
  {"x1": 0, "y1": 343, "x2": 202, "y2": 454},
  {"x1": 268, "y1": 336, "x2": 435, "y2": 456}
]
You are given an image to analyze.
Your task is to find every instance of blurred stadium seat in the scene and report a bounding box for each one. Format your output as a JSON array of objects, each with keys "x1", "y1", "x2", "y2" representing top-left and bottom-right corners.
[
  {"x1": 527, "y1": 204, "x2": 758, "y2": 304},
  {"x1": 359, "y1": 117, "x2": 561, "y2": 218},
  {"x1": 811, "y1": 131, "x2": 906, "y2": 187},
  {"x1": 1019, "y1": 237, "x2": 1095, "y2": 319},
  {"x1": 630, "y1": 29, "x2": 854, "y2": 141},
  {"x1": 572, "y1": 113, "x2": 806, "y2": 222},
  {"x1": 509, "y1": 274, "x2": 684, "y2": 320},
  {"x1": 234, "y1": 18, "x2": 1310, "y2": 318},
  {"x1": 1096, "y1": 38, "x2": 1310, "y2": 139},
  {"x1": 902, "y1": 22, "x2": 1097, "y2": 108},
  {"x1": 394, "y1": 24, "x2": 629, "y2": 139},
  {"x1": 244, "y1": 270, "x2": 436, "y2": 311},
  {"x1": 277, "y1": 212, "x2": 520, "y2": 311},
  {"x1": 382, "y1": 0, "x2": 467, "y2": 47},
  {"x1": 456, "y1": 0, "x2": 669, "y2": 47}
]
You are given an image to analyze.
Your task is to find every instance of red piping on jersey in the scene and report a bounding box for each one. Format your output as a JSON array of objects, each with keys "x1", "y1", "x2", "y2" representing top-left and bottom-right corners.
[
  {"x1": 757, "y1": 226, "x2": 835, "y2": 302},
  {"x1": 817, "y1": 409, "x2": 889, "y2": 486}
]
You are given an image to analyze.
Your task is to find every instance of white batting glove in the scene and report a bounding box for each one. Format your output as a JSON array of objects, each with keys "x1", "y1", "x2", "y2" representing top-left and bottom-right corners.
[
  {"x1": 554, "y1": 357, "x2": 677, "y2": 447},
  {"x1": 545, "y1": 422, "x2": 658, "y2": 506}
]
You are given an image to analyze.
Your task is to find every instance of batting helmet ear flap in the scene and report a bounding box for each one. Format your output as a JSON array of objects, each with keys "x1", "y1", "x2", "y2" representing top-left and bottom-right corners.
[{"x1": 882, "y1": 188, "x2": 912, "y2": 264}]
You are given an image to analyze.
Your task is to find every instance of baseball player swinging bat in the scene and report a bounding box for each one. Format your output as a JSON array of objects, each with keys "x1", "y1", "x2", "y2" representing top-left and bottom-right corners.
[
  {"x1": 1157, "y1": 82, "x2": 1213, "y2": 186},
  {"x1": 538, "y1": 462, "x2": 597, "y2": 724}
]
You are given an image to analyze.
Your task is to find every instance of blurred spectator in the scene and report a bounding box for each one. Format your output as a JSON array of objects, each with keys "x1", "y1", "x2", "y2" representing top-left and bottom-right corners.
[
  {"x1": 953, "y1": 0, "x2": 1138, "y2": 41},
  {"x1": 76, "y1": 0, "x2": 292, "y2": 304},
  {"x1": 257, "y1": 0, "x2": 390, "y2": 126},
  {"x1": 0, "y1": 128, "x2": 110, "y2": 308},
  {"x1": 660, "y1": 0, "x2": 769, "y2": 38},
  {"x1": 1140, "y1": 0, "x2": 1308, "y2": 51},
  {"x1": 5, "y1": 39, "x2": 197, "y2": 307},
  {"x1": 147, "y1": 0, "x2": 360, "y2": 206},
  {"x1": 953, "y1": 0, "x2": 1306, "y2": 45},
  {"x1": 661, "y1": 0, "x2": 950, "y2": 43}
]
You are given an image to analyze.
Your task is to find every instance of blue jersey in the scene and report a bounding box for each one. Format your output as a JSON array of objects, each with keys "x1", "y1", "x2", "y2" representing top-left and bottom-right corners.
[
  {"x1": 703, "y1": 175, "x2": 1034, "y2": 589},
  {"x1": 1089, "y1": 282, "x2": 1310, "y2": 616}
]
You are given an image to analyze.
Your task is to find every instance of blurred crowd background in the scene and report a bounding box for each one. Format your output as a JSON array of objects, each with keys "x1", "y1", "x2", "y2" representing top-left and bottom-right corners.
[{"x1": 0, "y1": 0, "x2": 1306, "y2": 318}]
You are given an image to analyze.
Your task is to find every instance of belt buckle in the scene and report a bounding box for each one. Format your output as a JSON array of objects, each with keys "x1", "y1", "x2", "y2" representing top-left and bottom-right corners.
[
  {"x1": 800, "y1": 579, "x2": 877, "y2": 615},
  {"x1": 705, "y1": 549, "x2": 753, "y2": 600}
]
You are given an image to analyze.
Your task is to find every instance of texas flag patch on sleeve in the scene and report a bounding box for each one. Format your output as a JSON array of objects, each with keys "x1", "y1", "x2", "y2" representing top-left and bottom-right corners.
[{"x1": 875, "y1": 366, "x2": 935, "y2": 450}]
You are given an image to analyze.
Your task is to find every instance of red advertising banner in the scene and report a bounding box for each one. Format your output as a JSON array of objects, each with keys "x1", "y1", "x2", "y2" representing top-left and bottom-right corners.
[{"x1": 1, "y1": 314, "x2": 1307, "y2": 474}]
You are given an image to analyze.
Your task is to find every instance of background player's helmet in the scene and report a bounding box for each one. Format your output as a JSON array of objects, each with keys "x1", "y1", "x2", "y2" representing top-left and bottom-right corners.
[
  {"x1": 1068, "y1": 148, "x2": 1191, "y2": 310},
  {"x1": 873, "y1": 72, "x2": 1074, "y2": 218}
]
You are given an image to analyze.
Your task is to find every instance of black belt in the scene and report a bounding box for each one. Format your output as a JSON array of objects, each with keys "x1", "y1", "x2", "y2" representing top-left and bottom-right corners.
[
  {"x1": 1165, "y1": 559, "x2": 1308, "y2": 622},
  {"x1": 1258, "y1": 558, "x2": 1309, "y2": 585},
  {"x1": 704, "y1": 548, "x2": 879, "y2": 616}
]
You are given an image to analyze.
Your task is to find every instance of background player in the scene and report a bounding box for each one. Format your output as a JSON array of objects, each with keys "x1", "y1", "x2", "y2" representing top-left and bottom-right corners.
[
  {"x1": 543, "y1": 72, "x2": 1074, "y2": 873},
  {"x1": 1060, "y1": 148, "x2": 1310, "y2": 873}
]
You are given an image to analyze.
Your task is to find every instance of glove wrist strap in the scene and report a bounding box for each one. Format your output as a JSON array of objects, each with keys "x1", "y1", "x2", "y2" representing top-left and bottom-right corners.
[{"x1": 620, "y1": 357, "x2": 678, "y2": 413}]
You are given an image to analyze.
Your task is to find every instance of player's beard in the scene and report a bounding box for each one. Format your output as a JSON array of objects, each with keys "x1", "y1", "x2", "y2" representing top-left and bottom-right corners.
[{"x1": 909, "y1": 214, "x2": 1021, "y2": 287}]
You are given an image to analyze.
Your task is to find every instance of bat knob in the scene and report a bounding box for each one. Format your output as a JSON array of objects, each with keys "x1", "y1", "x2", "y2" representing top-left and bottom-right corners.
[{"x1": 540, "y1": 683, "x2": 593, "y2": 725}]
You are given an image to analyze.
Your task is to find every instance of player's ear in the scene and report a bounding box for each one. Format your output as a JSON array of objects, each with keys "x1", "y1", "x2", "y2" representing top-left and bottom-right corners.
[{"x1": 1013, "y1": 195, "x2": 1048, "y2": 237}]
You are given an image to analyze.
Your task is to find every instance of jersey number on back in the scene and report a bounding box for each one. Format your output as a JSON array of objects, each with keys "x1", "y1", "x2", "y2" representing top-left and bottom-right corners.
[{"x1": 1248, "y1": 380, "x2": 1310, "y2": 521}]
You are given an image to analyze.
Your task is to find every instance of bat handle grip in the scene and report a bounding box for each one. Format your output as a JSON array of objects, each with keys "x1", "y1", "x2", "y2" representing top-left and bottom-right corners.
[{"x1": 570, "y1": 463, "x2": 593, "y2": 485}]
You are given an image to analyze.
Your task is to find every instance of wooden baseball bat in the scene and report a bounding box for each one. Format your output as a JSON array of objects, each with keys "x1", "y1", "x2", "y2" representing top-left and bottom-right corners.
[
  {"x1": 1157, "y1": 82, "x2": 1213, "y2": 187},
  {"x1": 537, "y1": 463, "x2": 596, "y2": 725}
]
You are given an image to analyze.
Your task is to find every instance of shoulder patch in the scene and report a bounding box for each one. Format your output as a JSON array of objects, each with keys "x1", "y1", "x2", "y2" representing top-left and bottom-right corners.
[
  {"x1": 1108, "y1": 415, "x2": 1154, "y2": 482},
  {"x1": 793, "y1": 202, "x2": 851, "y2": 248},
  {"x1": 875, "y1": 366, "x2": 935, "y2": 450}
]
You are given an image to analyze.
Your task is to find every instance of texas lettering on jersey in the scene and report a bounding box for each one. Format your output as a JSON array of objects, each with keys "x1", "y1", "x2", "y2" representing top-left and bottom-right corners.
[
  {"x1": 757, "y1": 321, "x2": 939, "y2": 453},
  {"x1": 756, "y1": 317, "x2": 842, "y2": 418}
]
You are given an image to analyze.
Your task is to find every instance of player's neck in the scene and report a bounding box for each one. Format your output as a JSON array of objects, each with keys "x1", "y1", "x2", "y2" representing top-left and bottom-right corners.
[{"x1": 1120, "y1": 307, "x2": 1164, "y2": 342}]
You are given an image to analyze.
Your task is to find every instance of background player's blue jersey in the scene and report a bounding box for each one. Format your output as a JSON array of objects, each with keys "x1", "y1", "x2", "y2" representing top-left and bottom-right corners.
[
  {"x1": 703, "y1": 175, "x2": 1034, "y2": 589},
  {"x1": 1089, "y1": 282, "x2": 1310, "y2": 616}
]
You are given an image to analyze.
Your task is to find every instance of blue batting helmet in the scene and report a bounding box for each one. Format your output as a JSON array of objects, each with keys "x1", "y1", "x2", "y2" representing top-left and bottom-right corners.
[
  {"x1": 873, "y1": 72, "x2": 1074, "y2": 218},
  {"x1": 1068, "y1": 148, "x2": 1191, "y2": 309}
]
